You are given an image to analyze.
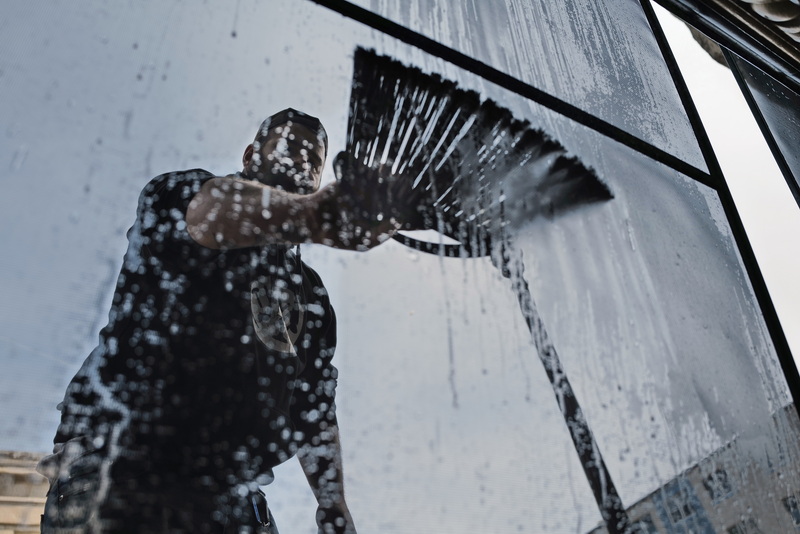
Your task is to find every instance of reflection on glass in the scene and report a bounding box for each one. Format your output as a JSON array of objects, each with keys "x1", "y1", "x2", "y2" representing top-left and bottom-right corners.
[{"x1": 1, "y1": 0, "x2": 798, "y2": 532}]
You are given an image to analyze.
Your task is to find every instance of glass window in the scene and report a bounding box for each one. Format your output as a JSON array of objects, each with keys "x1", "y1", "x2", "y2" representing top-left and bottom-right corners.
[
  {"x1": 785, "y1": 495, "x2": 800, "y2": 526},
  {"x1": 703, "y1": 468, "x2": 734, "y2": 502},
  {"x1": 652, "y1": 480, "x2": 714, "y2": 530},
  {"x1": 347, "y1": 0, "x2": 707, "y2": 169},
  {"x1": 727, "y1": 517, "x2": 762, "y2": 534},
  {"x1": 2, "y1": 1, "x2": 798, "y2": 532},
  {"x1": 629, "y1": 515, "x2": 658, "y2": 534}
]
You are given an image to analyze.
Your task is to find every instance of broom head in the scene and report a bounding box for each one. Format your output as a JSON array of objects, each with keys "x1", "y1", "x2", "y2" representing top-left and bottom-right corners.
[{"x1": 345, "y1": 47, "x2": 612, "y2": 256}]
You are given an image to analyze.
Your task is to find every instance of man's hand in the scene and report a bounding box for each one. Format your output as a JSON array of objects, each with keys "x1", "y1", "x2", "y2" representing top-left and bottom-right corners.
[
  {"x1": 314, "y1": 502, "x2": 357, "y2": 534},
  {"x1": 297, "y1": 423, "x2": 357, "y2": 534},
  {"x1": 186, "y1": 152, "x2": 422, "y2": 251},
  {"x1": 321, "y1": 151, "x2": 422, "y2": 251}
]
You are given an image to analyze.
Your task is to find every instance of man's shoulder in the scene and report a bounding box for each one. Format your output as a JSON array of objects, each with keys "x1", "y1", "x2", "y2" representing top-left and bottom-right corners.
[{"x1": 136, "y1": 169, "x2": 218, "y2": 210}]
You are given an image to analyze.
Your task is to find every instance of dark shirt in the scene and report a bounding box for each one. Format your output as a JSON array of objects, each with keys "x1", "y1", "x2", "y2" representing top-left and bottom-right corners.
[{"x1": 55, "y1": 169, "x2": 338, "y2": 486}]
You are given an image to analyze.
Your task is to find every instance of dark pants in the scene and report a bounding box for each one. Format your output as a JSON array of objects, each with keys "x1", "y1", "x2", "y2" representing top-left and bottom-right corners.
[{"x1": 38, "y1": 438, "x2": 279, "y2": 534}]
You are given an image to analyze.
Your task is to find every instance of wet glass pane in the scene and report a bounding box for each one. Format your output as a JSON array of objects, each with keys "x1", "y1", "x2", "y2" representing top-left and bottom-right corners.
[
  {"x1": 348, "y1": 0, "x2": 707, "y2": 170},
  {"x1": 1, "y1": 0, "x2": 797, "y2": 532},
  {"x1": 731, "y1": 54, "x2": 800, "y2": 202}
]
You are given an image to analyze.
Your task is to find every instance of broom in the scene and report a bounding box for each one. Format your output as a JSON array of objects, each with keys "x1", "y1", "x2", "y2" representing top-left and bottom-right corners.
[
  {"x1": 344, "y1": 47, "x2": 612, "y2": 257},
  {"x1": 343, "y1": 47, "x2": 630, "y2": 533}
]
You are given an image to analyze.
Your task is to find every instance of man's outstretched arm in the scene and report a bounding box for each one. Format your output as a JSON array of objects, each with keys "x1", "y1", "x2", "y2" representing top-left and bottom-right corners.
[
  {"x1": 186, "y1": 157, "x2": 415, "y2": 251},
  {"x1": 297, "y1": 416, "x2": 356, "y2": 534}
]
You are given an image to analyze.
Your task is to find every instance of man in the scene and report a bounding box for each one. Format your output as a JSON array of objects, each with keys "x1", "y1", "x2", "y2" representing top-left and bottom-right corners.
[{"x1": 39, "y1": 109, "x2": 408, "y2": 533}]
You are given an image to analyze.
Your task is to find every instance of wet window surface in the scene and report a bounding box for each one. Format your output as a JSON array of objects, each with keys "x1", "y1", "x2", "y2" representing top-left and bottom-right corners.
[
  {"x1": 1, "y1": 0, "x2": 798, "y2": 532},
  {"x1": 347, "y1": 0, "x2": 707, "y2": 170}
]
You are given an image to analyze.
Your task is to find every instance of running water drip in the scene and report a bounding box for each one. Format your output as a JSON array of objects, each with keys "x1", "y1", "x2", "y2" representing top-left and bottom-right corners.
[
  {"x1": 438, "y1": 255, "x2": 459, "y2": 409},
  {"x1": 231, "y1": 0, "x2": 241, "y2": 38}
]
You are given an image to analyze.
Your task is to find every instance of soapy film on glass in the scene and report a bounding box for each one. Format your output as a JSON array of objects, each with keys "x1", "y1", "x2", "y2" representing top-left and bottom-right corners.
[
  {"x1": 346, "y1": 48, "x2": 613, "y2": 258},
  {"x1": 341, "y1": 0, "x2": 705, "y2": 168}
]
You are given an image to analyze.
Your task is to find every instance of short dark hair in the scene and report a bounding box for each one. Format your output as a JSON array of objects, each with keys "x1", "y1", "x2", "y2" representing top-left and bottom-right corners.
[{"x1": 257, "y1": 108, "x2": 328, "y2": 157}]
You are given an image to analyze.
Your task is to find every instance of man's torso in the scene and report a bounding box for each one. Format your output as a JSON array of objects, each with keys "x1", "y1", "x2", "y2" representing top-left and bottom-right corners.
[{"x1": 54, "y1": 170, "x2": 337, "y2": 481}]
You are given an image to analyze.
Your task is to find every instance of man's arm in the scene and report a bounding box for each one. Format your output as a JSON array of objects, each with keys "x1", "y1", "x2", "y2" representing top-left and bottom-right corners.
[
  {"x1": 186, "y1": 176, "x2": 332, "y2": 249},
  {"x1": 186, "y1": 161, "x2": 410, "y2": 251},
  {"x1": 297, "y1": 418, "x2": 356, "y2": 534},
  {"x1": 293, "y1": 274, "x2": 354, "y2": 534}
]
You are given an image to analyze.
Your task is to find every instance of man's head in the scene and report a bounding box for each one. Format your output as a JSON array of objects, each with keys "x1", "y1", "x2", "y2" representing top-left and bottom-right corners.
[{"x1": 242, "y1": 108, "x2": 328, "y2": 194}]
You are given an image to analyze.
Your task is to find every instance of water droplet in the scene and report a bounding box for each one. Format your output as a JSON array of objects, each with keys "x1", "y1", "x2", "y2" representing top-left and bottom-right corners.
[{"x1": 10, "y1": 145, "x2": 28, "y2": 171}]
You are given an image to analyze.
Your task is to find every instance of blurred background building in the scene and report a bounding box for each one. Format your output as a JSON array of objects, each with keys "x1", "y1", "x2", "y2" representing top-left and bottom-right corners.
[
  {"x1": 0, "y1": 452, "x2": 46, "y2": 534},
  {"x1": 588, "y1": 405, "x2": 800, "y2": 532}
]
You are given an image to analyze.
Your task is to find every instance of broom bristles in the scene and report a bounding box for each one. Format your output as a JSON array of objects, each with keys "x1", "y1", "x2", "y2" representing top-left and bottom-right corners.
[{"x1": 347, "y1": 48, "x2": 612, "y2": 252}]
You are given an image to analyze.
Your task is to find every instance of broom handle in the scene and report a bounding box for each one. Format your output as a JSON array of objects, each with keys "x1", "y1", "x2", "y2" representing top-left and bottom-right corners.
[{"x1": 504, "y1": 252, "x2": 630, "y2": 534}]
